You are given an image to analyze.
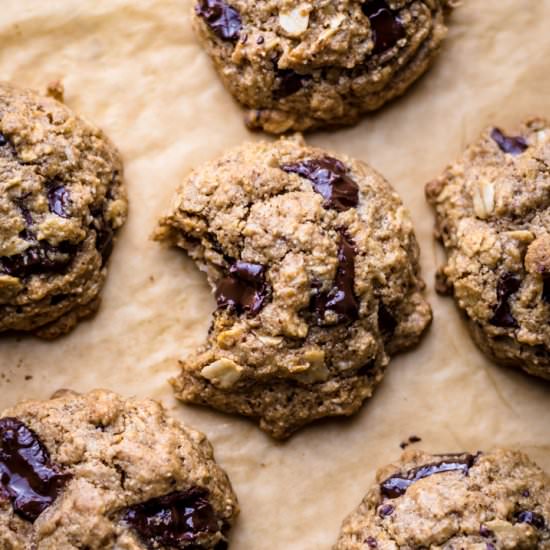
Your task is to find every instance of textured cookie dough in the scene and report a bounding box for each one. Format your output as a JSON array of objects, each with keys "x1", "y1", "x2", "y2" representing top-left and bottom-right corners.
[
  {"x1": 426, "y1": 119, "x2": 550, "y2": 380},
  {"x1": 0, "y1": 389, "x2": 238, "y2": 549},
  {"x1": 192, "y1": 0, "x2": 453, "y2": 133},
  {"x1": 0, "y1": 82, "x2": 127, "y2": 338},
  {"x1": 335, "y1": 449, "x2": 550, "y2": 549},
  {"x1": 156, "y1": 135, "x2": 431, "y2": 439}
]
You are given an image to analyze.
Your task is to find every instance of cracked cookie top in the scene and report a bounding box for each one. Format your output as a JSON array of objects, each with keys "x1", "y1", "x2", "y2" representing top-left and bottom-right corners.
[
  {"x1": 335, "y1": 449, "x2": 550, "y2": 549},
  {"x1": 0, "y1": 82, "x2": 127, "y2": 338},
  {"x1": 192, "y1": 0, "x2": 452, "y2": 132},
  {"x1": 0, "y1": 389, "x2": 238, "y2": 549},
  {"x1": 156, "y1": 135, "x2": 431, "y2": 438},
  {"x1": 426, "y1": 119, "x2": 550, "y2": 379}
]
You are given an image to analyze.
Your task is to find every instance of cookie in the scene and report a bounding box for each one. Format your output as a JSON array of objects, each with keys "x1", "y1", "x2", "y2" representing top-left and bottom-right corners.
[
  {"x1": 0, "y1": 389, "x2": 238, "y2": 549},
  {"x1": 0, "y1": 82, "x2": 127, "y2": 339},
  {"x1": 426, "y1": 119, "x2": 550, "y2": 380},
  {"x1": 335, "y1": 449, "x2": 550, "y2": 549},
  {"x1": 192, "y1": 0, "x2": 453, "y2": 133},
  {"x1": 155, "y1": 135, "x2": 431, "y2": 439}
]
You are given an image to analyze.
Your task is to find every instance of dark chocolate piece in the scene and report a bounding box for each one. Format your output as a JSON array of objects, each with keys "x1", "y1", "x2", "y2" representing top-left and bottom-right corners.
[
  {"x1": 515, "y1": 510, "x2": 546, "y2": 529},
  {"x1": 281, "y1": 156, "x2": 359, "y2": 212},
  {"x1": 274, "y1": 69, "x2": 310, "y2": 99},
  {"x1": 216, "y1": 261, "x2": 270, "y2": 315},
  {"x1": 123, "y1": 488, "x2": 222, "y2": 549},
  {"x1": 490, "y1": 128, "x2": 528, "y2": 155},
  {"x1": 378, "y1": 504, "x2": 394, "y2": 518},
  {"x1": 0, "y1": 241, "x2": 76, "y2": 278},
  {"x1": 310, "y1": 233, "x2": 359, "y2": 325},
  {"x1": 47, "y1": 185, "x2": 70, "y2": 218},
  {"x1": 0, "y1": 133, "x2": 7, "y2": 146},
  {"x1": 195, "y1": 0, "x2": 242, "y2": 41},
  {"x1": 0, "y1": 417, "x2": 71, "y2": 522},
  {"x1": 380, "y1": 454, "x2": 476, "y2": 499},
  {"x1": 378, "y1": 302, "x2": 397, "y2": 335},
  {"x1": 362, "y1": 0, "x2": 405, "y2": 54},
  {"x1": 365, "y1": 536, "x2": 378, "y2": 547},
  {"x1": 489, "y1": 273, "x2": 521, "y2": 328},
  {"x1": 542, "y1": 275, "x2": 550, "y2": 304}
]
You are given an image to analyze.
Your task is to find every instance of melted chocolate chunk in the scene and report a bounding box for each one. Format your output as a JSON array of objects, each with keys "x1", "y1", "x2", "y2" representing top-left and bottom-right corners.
[
  {"x1": 542, "y1": 275, "x2": 550, "y2": 304},
  {"x1": 365, "y1": 536, "x2": 378, "y2": 548},
  {"x1": 378, "y1": 504, "x2": 394, "y2": 518},
  {"x1": 479, "y1": 525, "x2": 494, "y2": 538},
  {"x1": 0, "y1": 133, "x2": 7, "y2": 146},
  {"x1": 195, "y1": 0, "x2": 242, "y2": 41},
  {"x1": 0, "y1": 417, "x2": 71, "y2": 522},
  {"x1": 490, "y1": 128, "x2": 529, "y2": 155},
  {"x1": 0, "y1": 241, "x2": 76, "y2": 278},
  {"x1": 281, "y1": 157, "x2": 359, "y2": 212},
  {"x1": 378, "y1": 302, "x2": 397, "y2": 335},
  {"x1": 215, "y1": 261, "x2": 270, "y2": 315},
  {"x1": 515, "y1": 510, "x2": 546, "y2": 529},
  {"x1": 47, "y1": 185, "x2": 70, "y2": 218},
  {"x1": 310, "y1": 233, "x2": 359, "y2": 325},
  {"x1": 489, "y1": 273, "x2": 521, "y2": 328},
  {"x1": 380, "y1": 454, "x2": 476, "y2": 499},
  {"x1": 362, "y1": 0, "x2": 405, "y2": 54},
  {"x1": 274, "y1": 69, "x2": 310, "y2": 99},
  {"x1": 124, "y1": 488, "x2": 221, "y2": 549}
]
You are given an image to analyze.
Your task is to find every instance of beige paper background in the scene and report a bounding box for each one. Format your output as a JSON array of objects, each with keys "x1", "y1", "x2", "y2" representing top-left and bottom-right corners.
[{"x1": 0, "y1": 1, "x2": 549, "y2": 548}]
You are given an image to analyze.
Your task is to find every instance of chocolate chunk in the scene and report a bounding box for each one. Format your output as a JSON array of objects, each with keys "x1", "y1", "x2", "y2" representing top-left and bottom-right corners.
[
  {"x1": 216, "y1": 261, "x2": 270, "y2": 316},
  {"x1": 479, "y1": 525, "x2": 494, "y2": 538},
  {"x1": 310, "y1": 233, "x2": 359, "y2": 325},
  {"x1": 124, "y1": 488, "x2": 222, "y2": 549},
  {"x1": 378, "y1": 504, "x2": 394, "y2": 518},
  {"x1": 380, "y1": 454, "x2": 476, "y2": 499},
  {"x1": 486, "y1": 544, "x2": 496, "y2": 550},
  {"x1": 0, "y1": 241, "x2": 76, "y2": 278},
  {"x1": 542, "y1": 275, "x2": 550, "y2": 304},
  {"x1": 0, "y1": 417, "x2": 71, "y2": 522},
  {"x1": 95, "y1": 225, "x2": 114, "y2": 265},
  {"x1": 365, "y1": 536, "x2": 378, "y2": 548},
  {"x1": 47, "y1": 185, "x2": 70, "y2": 218},
  {"x1": 0, "y1": 133, "x2": 7, "y2": 146},
  {"x1": 15, "y1": 196, "x2": 34, "y2": 227},
  {"x1": 489, "y1": 273, "x2": 521, "y2": 328},
  {"x1": 281, "y1": 157, "x2": 359, "y2": 212},
  {"x1": 378, "y1": 302, "x2": 397, "y2": 335},
  {"x1": 274, "y1": 69, "x2": 310, "y2": 99},
  {"x1": 362, "y1": 0, "x2": 405, "y2": 54},
  {"x1": 490, "y1": 128, "x2": 528, "y2": 155},
  {"x1": 515, "y1": 510, "x2": 546, "y2": 529},
  {"x1": 195, "y1": 0, "x2": 242, "y2": 41}
]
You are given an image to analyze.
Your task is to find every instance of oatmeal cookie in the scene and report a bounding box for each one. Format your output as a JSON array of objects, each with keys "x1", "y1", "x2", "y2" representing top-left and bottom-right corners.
[
  {"x1": 335, "y1": 448, "x2": 550, "y2": 549},
  {"x1": 426, "y1": 119, "x2": 550, "y2": 380},
  {"x1": 0, "y1": 389, "x2": 238, "y2": 549},
  {"x1": 0, "y1": 82, "x2": 127, "y2": 338},
  {"x1": 156, "y1": 135, "x2": 431, "y2": 438},
  {"x1": 193, "y1": 0, "x2": 453, "y2": 133}
]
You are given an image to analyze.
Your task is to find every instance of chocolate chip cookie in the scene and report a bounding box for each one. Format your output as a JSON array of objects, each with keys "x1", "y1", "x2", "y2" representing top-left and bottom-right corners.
[
  {"x1": 335, "y1": 449, "x2": 550, "y2": 549},
  {"x1": 0, "y1": 82, "x2": 127, "y2": 338},
  {"x1": 0, "y1": 389, "x2": 238, "y2": 549},
  {"x1": 426, "y1": 119, "x2": 550, "y2": 380},
  {"x1": 155, "y1": 135, "x2": 431, "y2": 439},
  {"x1": 193, "y1": 0, "x2": 453, "y2": 133}
]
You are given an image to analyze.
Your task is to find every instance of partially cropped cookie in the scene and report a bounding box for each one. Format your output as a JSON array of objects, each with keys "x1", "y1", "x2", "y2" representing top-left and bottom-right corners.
[
  {"x1": 156, "y1": 135, "x2": 431, "y2": 438},
  {"x1": 193, "y1": 0, "x2": 452, "y2": 133},
  {"x1": 0, "y1": 389, "x2": 238, "y2": 549},
  {"x1": 335, "y1": 449, "x2": 550, "y2": 549},
  {"x1": 426, "y1": 119, "x2": 550, "y2": 380},
  {"x1": 0, "y1": 82, "x2": 127, "y2": 338}
]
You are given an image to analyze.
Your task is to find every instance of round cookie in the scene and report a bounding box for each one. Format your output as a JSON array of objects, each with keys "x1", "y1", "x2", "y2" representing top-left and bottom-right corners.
[
  {"x1": 156, "y1": 135, "x2": 431, "y2": 439},
  {"x1": 335, "y1": 449, "x2": 550, "y2": 549},
  {"x1": 0, "y1": 82, "x2": 127, "y2": 338},
  {"x1": 192, "y1": 0, "x2": 453, "y2": 133},
  {"x1": 426, "y1": 119, "x2": 550, "y2": 380},
  {"x1": 0, "y1": 389, "x2": 238, "y2": 549}
]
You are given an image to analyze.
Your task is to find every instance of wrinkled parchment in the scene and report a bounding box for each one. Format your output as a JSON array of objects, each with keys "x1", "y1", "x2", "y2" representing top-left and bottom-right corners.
[{"x1": 0, "y1": 1, "x2": 549, "y2": 548}]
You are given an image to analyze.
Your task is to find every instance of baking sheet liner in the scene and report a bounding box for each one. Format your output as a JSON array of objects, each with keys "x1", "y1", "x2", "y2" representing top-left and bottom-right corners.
[{"x1": 0, "y1": 1, "x2": 549, "y2": 548}]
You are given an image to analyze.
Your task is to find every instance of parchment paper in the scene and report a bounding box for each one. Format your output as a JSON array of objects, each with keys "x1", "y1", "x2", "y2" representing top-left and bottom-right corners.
[{"x1": 0, "y1": 1, "x2": 549, "y2": 548}]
